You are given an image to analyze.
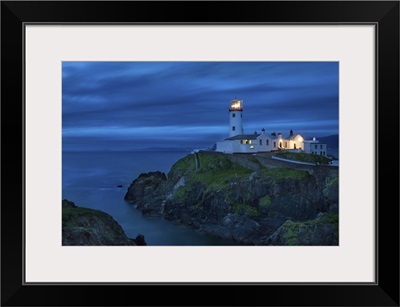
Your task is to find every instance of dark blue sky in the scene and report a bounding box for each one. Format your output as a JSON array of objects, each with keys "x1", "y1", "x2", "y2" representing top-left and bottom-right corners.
[{"x1": 62, "y1": 62, "x2": 338, "y2": 151}]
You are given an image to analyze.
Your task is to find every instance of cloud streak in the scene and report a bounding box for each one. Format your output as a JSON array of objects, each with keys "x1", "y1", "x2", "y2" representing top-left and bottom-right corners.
[{"x1": 62, "y1": 62, "x2": 338, "y2": 151}]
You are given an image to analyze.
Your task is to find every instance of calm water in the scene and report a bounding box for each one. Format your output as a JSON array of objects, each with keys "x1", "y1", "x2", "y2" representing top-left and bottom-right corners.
[{"x1": 62, "y1": 150, "x2": 238, "y2": 245}]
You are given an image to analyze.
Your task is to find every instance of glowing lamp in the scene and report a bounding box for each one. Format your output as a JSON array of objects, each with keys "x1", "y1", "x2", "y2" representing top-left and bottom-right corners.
[{"x1": 229, "y1": 99, "x2": 243, "y2": 111}]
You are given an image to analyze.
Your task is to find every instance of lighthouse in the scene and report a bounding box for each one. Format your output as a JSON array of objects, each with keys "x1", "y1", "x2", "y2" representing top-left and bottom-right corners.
[
  {"x1": 229, "y1": 99, "x2": 244, "y2": 137},
  {"x1": 216, "y1": 99, "x2": 320, "y2": 155}
]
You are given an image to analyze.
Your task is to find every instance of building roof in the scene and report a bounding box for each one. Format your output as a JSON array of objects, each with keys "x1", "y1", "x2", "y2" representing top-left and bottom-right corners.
[
  {"x1": 303, "y1": 140, "x2": 327, "y2": 145},
  {"x1": 225, "y1": 133, "x2": 261, "y2": 140}
]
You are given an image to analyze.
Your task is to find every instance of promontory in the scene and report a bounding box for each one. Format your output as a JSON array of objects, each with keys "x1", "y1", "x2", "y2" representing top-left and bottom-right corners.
[{"x1": 125, "y1": 151, "x2": 338, "y2": 245}]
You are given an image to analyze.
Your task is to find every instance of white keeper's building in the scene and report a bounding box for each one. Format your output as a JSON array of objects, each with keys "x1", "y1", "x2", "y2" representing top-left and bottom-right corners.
[{"x1": 215, "y1": 99, "x2": 328, "y2": 156}]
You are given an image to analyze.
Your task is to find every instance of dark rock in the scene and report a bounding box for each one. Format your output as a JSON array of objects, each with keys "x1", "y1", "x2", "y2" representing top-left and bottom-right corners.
[
  {"x1": 62, "y1": 199, "x2": 77, "y2": 208},
  {"x1": 201, "y1": 213, "x2": 261, "y2": 244},
  {"x1": 124, "y1": 171, "x2": 167, "y2": 215},
  {"x1": 62, "y1": 200, "x2": 136, "y2": 246},
  {"x1": 126, "y1": 152, "x2": 339, "y2": 245},
  {"x1": 265, "y1": 213, "x2": 339, "y2": 245},
  {"x1": 134, "y1": 234, "x2": 147, "y2": 246}
]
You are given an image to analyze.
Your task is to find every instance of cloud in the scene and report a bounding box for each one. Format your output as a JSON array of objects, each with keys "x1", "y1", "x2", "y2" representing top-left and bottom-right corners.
[{"x1": 62, "y1": 62, "x2": 338, "y2": 151}]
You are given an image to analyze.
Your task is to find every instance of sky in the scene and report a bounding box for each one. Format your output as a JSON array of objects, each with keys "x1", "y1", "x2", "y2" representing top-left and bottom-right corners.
[{"x1": 62, "y1": 62, "x2": 338, "y2": 151}]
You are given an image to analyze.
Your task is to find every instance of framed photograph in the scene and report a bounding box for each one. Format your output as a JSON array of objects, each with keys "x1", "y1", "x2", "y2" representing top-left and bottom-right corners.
[
  {"x1": 61, "y1": 60, "x2": 340, "y2": 248},
  {"x1": 2, "y1": 1, "x2": 399, "y2": 306}
]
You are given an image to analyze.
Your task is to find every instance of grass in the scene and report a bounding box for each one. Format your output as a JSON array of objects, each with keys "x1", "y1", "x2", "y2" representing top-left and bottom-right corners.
[
  {"x1": 282, "y1": 220, "x2": 301, "y2": 245},
  {"x1": 171, "y1": 152, "x2": 253, "y2": 203},
  {"x1": 170, "y1": 152, "x2": 312, "y2": 218},
  {"x1": 170, "y1": 152, "x2": 311, "y2": 185},
  {"x1": 62, "y1": 206, "x2": 110, "y2": 227},
  {"x1": 174, "y1": 186, "x2": 187, "y2": 201},
  {"x1": 190, "y1": 153, "x2": 252, "y2": 190},
  {"x1": 275, "y1": 152, "x2": 331, "y2": 165},
  {"x1": 192, "y1": 167, "x2": 252, "y2": 190},
  {"x1": 282, "y1": 213, "x2": 339, "y2": 245},
  {"x1": 168, "y1": 153, "x2": 196, "y2": 177},
  {"x1": 259, "y1": 195, "x2": 272, "y2": 208},
  {"x1": 260, "y1": 167, "x2": 310, "y2": 180}
]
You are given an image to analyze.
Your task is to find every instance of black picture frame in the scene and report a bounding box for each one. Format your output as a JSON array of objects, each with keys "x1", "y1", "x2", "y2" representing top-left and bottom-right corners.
[{"x1": 1, "y1": 1, "x2": 399, "y2": 306}]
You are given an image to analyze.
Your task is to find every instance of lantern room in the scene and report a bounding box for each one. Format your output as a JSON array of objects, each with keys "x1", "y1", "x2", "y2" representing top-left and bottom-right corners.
[{"x1": 229, "y1": 99, "x2": 243, "y2": 111}]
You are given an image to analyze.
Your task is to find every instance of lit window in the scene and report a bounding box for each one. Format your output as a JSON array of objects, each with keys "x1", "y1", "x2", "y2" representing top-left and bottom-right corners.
[
  {"x1": 232, "y1": 126, "x2": 236, "y2": 131},
  {"x1": 232, "y1": 113, "x2": 236, "y2": 118},
  {"x1": 285, "y1": 142, "x2": 287, "y2": 147},
  {"x1": 250, "y1": 145, "x2": 254, "y2": 149}
]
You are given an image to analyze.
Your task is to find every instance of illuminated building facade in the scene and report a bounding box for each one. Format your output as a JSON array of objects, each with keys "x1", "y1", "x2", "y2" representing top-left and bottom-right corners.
[{"x1": 216, "y1": 99, "x2": 327, "y2": 155}]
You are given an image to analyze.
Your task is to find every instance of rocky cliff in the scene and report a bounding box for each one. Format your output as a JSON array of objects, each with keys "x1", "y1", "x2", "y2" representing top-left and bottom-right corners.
[
  {"x1": 124, "y1": 151, "x2": 338, "y2": 245},
  {"x1": 62, "y1": 199, "x2": 145, "y2": 246}
]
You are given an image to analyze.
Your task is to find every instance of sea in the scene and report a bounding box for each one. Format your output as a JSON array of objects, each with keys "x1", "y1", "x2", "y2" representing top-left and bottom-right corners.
[
  {"x1": 62, "y1": 150, "x2": 238, "y2": 246},
  {"x1": 328, "y1": 148, "x2": 339, "y2": 160}
]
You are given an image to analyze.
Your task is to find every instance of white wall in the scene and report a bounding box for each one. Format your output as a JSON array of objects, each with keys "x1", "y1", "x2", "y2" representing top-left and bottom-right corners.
[
  {"x1": 304, "y1": 142, "x2": 327, "y2": 156},
  {"x1": 256, "y1": 135, "x2": 273, "y2": 152},
  {"x1": 284, "y1": 135, "x2": 304, "y2": 150},
  {"x1": 232, "y1": 141, "x2": 258, "y2": 153},
  {"x1": 229, "y1": 111, "x2": 243, "y2": 137},
  {"x1": 217, "y1": 137, "x2": 317, "y2": 155},
  {"x1": 215, "y1": 141, "x2": 234, "y2": 153}
]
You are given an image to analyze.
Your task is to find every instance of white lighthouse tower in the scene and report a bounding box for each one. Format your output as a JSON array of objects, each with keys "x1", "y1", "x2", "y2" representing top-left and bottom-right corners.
[{"x1": 229, "y1": 99, "x2": 244, "y2": 137}]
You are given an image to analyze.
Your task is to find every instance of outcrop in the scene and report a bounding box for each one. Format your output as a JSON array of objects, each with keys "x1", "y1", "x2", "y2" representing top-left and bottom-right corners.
[
  {"x1": 62, "y1": 199, "x2": 146, "y2": 246},
  {"x1": 124, "y1": 151, "x2": 338, "y2": 245}
]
